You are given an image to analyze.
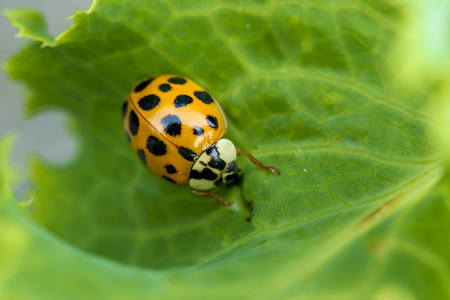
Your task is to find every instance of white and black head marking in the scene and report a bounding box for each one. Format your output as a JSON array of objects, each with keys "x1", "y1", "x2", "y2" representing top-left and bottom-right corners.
[{"x1": 189, "y1": 139, "x2": 239, "y2": 191}]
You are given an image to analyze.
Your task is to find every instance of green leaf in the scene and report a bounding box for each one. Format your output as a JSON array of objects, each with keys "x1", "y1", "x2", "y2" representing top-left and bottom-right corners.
[
  {"x1": 2, "y1": 0, "x2": 449, "y2": 298},
  {"x1": 4, "y1": 8, "x2": 54, "y2": 46}
]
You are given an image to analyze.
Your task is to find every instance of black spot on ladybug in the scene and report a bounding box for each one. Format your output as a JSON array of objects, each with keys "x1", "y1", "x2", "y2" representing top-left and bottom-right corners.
[
  {"x1": 134, "y1": 78, "x2": 154, "y2": 93},
  {"x1": 206, "y1": 145, "x2": 226, "y2": 171},
  {"x1": 206, "y1": 115, "x2": 218, "y2": 129},
  {"x1": 174, "y1": 95, "x2": 193, "y2": 108},
  {"x1": 161, "y1": 114, "x2": 182, "y2": 136},
  {"x1": 194, "y1": 91, "x2": 214, "y2": 104},
  {"x1": 201, "y1": 168, "x2": 218, "y2": 181},
  {"x1": 139, "y1": 94, "x2": 160, "y2": 110},
  {"x1": 146, "y1": 135, "x2": 167, "y2": 156},
  {"x1": 178, "y1": 147, "x2": 197, "y2": 162},
  {"x1": 189, "y1": 170, "x2": 202, "y2": 180},
  {"x1": 189, "y1": 168, "x2": 218, "y2": 181},
  {"x1": 137, "y1": 149, "x2": 146, "y2": 165},
  {"x1": 121, "y1": 101, "x2": 128, "y2": 119},
  {"x1": 168, "y1": 77, "x2": 186, "y2": 85},
  {"x1": 163, "y1": 176, "x2": 176, "y2": 183},
  {"x1": 165, "y1": 164, "x2": 177, "y2": 174},
  {"x1": 159, "y1": 83, "x2": 171, "y2": 92},
  {"x1": 225, "y1": 161, "x2": 237, "y2": 173},
  {"x1": 129, "y1": 110, "x2": 139, "y2": 136},
  {"x1": 125, "y1": 131, "x2": 131, "y2": 143},
  {"x1": 193, "y1": 126, "x2": 204, "y2": 136}
]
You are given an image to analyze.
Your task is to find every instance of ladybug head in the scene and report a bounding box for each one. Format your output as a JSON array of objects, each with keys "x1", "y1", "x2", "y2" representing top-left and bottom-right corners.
[{"x1": 188, "y1": 139, "x2": 239, "y2": 191}]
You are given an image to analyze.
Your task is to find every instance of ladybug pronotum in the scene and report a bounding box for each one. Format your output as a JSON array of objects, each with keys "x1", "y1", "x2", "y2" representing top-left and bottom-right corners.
[{"x1": 122, "y1": 75, "x2": 279, "y2": 206}]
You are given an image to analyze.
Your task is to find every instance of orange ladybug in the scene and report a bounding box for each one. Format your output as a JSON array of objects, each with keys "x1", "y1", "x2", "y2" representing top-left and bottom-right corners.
[{"x1": 122, "y1": 75, "x2": 279, "y2": 206}]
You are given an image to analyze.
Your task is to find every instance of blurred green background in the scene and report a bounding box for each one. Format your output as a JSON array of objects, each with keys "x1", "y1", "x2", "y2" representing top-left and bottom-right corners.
[{"x1": 0, "y1": 0, "x2": 91, "y2": 165}]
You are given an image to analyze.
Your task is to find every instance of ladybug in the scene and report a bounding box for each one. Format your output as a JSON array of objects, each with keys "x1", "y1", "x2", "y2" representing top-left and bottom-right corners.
[{"x1": 122, "y1": 75, "x2": 279, "y2": 206}]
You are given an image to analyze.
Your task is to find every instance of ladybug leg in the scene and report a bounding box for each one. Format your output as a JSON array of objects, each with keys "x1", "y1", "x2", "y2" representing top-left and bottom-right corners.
[
  {"x1": 191, "y1": 188, "x2": 233, "y2": 207},
  {"x1": 236, "y1": 149, "x2": 281, "y2": 175}
]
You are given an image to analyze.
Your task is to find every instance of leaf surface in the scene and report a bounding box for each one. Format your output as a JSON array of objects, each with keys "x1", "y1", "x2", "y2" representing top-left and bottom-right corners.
[{"x1": 2, "y1": 0, "x2": 449, "y2": 299}]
